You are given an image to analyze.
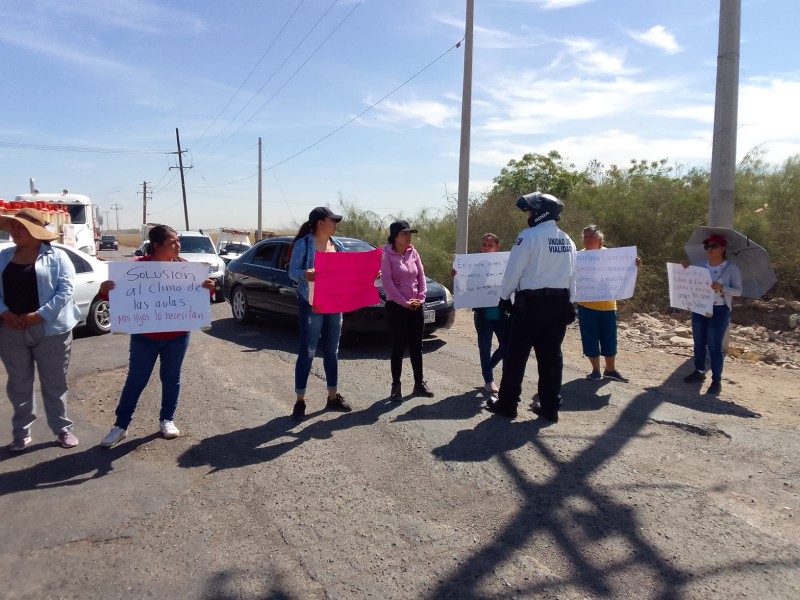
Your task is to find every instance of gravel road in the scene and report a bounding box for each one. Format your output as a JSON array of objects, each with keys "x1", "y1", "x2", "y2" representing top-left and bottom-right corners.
[{"x1": 1, "y1": 290, "x2": 798, "y2": 599}]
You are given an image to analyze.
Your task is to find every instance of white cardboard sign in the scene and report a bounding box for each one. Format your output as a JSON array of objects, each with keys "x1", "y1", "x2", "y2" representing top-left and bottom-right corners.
[
  {"x1": 453, "y1": 252, "x2": 510, "y2": 309},
  {"x1": 108, "y1": 262, "x2": 211, "y2": 334},
  {"x1": 573, "y1": 246, "x2": 639, "y2": 303},
  {"x1": 667, "y1": 263, "x2": 714, "y2": 316}
]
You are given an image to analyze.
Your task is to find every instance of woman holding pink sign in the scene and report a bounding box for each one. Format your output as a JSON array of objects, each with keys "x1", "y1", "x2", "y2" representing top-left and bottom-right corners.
[{"x1": 288, "y1": 207, "x2": 352, "y2": 421}]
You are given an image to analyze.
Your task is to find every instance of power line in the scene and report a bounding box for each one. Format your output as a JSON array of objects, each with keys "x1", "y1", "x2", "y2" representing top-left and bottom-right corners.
[
  {"x1": 0, "y1": 141, "x2": 169, "y2": 154},
  {"x1": 197, "y1": 0, "x2": 354, "y2": 160},
  {"x1": 192, "y1": 0, "x2": 307, "y2": 152},
  {"x1": 189, "y1": 36, "x2": 464, "y2": 189}
]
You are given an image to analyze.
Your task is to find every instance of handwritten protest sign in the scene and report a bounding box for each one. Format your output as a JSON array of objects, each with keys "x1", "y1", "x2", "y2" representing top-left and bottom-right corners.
[
  {"x1": 312, "y1": 249, "x2": 382, "y2": 314},
  {"x1": 667, "y1": 263, "x2": 714, "y2": 316},
  {"x1": 108, "y1": 262, "x2": 211, "y2": 334},
  {"x1": 453, "y1": 252, "x2": 509, "y2": 309},
  {"x1": 573, "y1": 246, "x2": 638, "y2": 302}
]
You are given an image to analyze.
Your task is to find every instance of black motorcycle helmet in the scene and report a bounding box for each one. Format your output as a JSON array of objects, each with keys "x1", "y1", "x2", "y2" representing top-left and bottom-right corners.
[{"x1": 515, "y1": 191, "x2": 564, "y2": 226}]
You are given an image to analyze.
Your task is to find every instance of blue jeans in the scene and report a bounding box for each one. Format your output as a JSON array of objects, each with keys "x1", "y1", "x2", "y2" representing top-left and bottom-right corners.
[
  {"x1": 474, "y1": 309, "x2": 509, "y2": 384},
  {"x1": 691, "y1": 304, "x2": 730, "y2": 383},
  {"x1": 295, "y1": 297, "x2": 342, "y2": 395},
  {"x1": 577, "y1": 306, "x2": 618, "y2": 358},
  {"x1": 115, "y1": 333, "x2": 190, "y2": 428}
]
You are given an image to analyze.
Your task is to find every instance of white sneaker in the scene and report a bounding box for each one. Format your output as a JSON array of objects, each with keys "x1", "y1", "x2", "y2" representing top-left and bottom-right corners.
[
  {"x1": 100, "y1": 427, "x2": 127, "y2": 448},
  {"x1": 160, "y1": 420, "x2": 180, "y2": 439}
]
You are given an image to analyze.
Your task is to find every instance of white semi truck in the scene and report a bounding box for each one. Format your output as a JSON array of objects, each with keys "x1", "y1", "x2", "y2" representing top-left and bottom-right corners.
[{"x1": 15, "y1": 178, "x2": 102, "y2": 256}]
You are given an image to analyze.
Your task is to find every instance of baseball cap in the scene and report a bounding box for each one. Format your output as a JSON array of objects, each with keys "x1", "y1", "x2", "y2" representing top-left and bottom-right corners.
[
  {"x1": 702, "y1": 234, "x2": 728, "y2": 247},
  {"x1": 389, "y1": 220, "x2": 418, "y2": 237},
  {"x1": 308, "y1": 206, "x2": 343, "y2": 224}
]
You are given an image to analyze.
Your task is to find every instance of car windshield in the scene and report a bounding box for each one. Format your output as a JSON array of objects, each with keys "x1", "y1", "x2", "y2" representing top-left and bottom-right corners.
[
  {"x1": 66, "y1": 205, "x2": 87, "y2": 224},
  {"x1": 222, "y1": 243, "x2": 249, "y2": 253},
  {"x1": 102, "y1": 236, "x2": 116, "y2": 241},
  {"x1": 339, "y1": 239, "x2": 376, "y2": 252},
  {"x1": 179, "y1": 236, "x2": 215, "y2": 254}
]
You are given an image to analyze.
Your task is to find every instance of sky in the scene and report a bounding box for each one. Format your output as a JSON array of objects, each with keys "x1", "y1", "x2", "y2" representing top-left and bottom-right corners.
[{"x1": 1, "y1": 0, "x2": 799, "y2": 232}]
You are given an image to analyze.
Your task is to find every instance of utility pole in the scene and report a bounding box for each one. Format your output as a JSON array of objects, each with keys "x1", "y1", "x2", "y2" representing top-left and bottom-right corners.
[
  {"x1": 141, "y1": 181, "x2": 149, "y2": 227},
  {"x1": 104, "y1": 210, "x2": 111, "y2": 232},
  {"x1": 257, "y1": 137, "x2": 263, "y2": 242},
  {"x1": 110, "y1": 204, "x2": 123, "y2": 233},
  {"x1": 455, "y1": 0, "x2": 474, "y2": 255},
  {"x1": 708, "y1": 0, "x2": 741, "y2": 228},
  {"x1": 170, "y1": 128, "x2": 191, "y2": 230}
]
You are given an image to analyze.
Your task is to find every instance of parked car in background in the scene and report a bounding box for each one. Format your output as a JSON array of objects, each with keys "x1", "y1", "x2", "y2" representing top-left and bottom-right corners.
[
  {"x1": 99, "y1": 234, "x2": 119, "y2": 250},
  {"x1": 216, "y1": 227, "x2": 252, "y2": 264},
  {"x1": 0, "y1": 241, "x2": 110, "y2": 335},
  {"x1": 223, "y1": 236, "x2": 455, "y2": 335},
  {"x1": 135, "y1": 230, "x2": 226, "y2": 302}
]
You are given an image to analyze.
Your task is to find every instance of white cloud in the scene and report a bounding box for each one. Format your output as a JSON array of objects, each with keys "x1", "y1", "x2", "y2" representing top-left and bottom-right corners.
[
  {"x1": 480, "y1": 76, "x2": 673, "y2": 134},
  {"x1": 738, "y1": 78, "x2": 800, "y2": 159},
  {"x1": 43, "y1": 0, "x2": 204, "y2": 34},
  {"x1": 562, "y1": 38, "x2": 635, "y2": 76},
  {"x1": 629, "y1": 25, "x2": 682, "y2": 54},
  {"x1": 368, "y1": 99, "x2": 458, "y2": 129},
  {"x1": 503, "y1": 0, "x2": 596, "y2": 9},
  {"x1": 434, "y1": 15, "x2": 544, "y2": 49},
  {"x1": 654, "y1": 105, "x2": 714, "y2": 124},
  {"x1": 0, "y1": 30, "x2": 141, "y2": 78}
]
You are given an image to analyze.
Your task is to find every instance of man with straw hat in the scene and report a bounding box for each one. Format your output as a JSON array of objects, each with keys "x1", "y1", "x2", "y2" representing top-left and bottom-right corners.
[{"x1": 0, "y1": 207, "x2": 81, "y2": 451}]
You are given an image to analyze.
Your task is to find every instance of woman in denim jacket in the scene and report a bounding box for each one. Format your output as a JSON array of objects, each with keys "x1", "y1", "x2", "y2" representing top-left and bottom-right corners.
[
  {"x1": 0, "y1": 208, "x2": 81, "y2": 452},
  {"x1": 288, "y1": 207, "x2": 352, "y2": 421},
  {"x1": 682, "y1": 234, "x2": 743, "y2": 395}
]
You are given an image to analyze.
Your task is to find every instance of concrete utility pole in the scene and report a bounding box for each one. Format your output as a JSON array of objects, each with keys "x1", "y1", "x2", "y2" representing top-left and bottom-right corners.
[
  {"x1": 110, "y1": 204, "x2": 123, "y2": 233},
  {"x1": 257, "y1": 137, "x2": 263, "y2": 242},
  {"x1": 172, "y1": 128, "x2": 190, "y2": 230},
  {"x1": 455, "y1": 0, "x2": 474, "y2": 255},
  {"x1": 708, "y1": 0, "x2": 741, "y2": 228},
  {"x1": 141, "y1": 181, "x2": 149, "y2": 227}
]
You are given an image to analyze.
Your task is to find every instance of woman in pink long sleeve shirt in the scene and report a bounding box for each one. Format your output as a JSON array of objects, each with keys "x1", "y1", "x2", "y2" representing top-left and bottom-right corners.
[{"x1": 381, "y1": 221, "x2": 434, "y2": 401}]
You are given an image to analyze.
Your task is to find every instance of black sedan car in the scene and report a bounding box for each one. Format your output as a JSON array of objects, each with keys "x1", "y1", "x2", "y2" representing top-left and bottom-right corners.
[
  {"x1": 99, "y1": 235, "x2": 118, "y2": 251},
  {"x1": 223, "y1": 236, "x2": 455, "y2": 335}
]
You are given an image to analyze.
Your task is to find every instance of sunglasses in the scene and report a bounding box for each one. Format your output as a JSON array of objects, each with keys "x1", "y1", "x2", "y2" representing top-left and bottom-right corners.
[{"x1": 703, "y1": 243, "x2": 722, "y2": 250}]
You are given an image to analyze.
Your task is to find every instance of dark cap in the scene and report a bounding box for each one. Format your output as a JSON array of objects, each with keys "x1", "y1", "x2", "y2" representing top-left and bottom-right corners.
[
  {"x1": 389, "y1": 220, "x2": 418, "y2": 237},
  {"x1": 308, "y1": 206, "x2": 343, "y2": 224},
  {"x1": 702, "y1": 234, "x2": 728, "y2": 247}
]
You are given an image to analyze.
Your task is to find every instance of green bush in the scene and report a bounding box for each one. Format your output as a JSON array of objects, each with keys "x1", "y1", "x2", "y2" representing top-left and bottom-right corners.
[{"x1": 331, "y1": 150, "x2": 798, "y2": 307}]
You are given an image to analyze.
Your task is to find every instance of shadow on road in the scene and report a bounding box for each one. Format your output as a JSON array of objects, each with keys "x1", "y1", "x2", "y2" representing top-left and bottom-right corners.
[
  {"x1": 425, "y1": 365, "x2": 784, "y2": 599},
  {"x1": 178, "y1": 399, "x2": 402, "y2": 473},
  {"x1": 0, "y1": 434, "x2": 159, "y2": 495}
]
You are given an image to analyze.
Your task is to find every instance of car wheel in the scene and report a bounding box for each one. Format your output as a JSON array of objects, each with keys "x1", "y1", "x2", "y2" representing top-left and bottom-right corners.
[
  {"x1": 86, "y1": 296, "x2": 111, "y2": 335},
  {"x1": 231, "y1": 287, "x2": 253, "y2": 323}
]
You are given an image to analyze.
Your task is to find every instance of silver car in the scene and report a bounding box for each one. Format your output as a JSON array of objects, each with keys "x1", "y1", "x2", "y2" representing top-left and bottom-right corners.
[
  {"x1": 0, "y1": 241, "x2": 111, "y2": 335},
  {"x1": 136, "y1": 230, "x2": 226, "y2": 302}
]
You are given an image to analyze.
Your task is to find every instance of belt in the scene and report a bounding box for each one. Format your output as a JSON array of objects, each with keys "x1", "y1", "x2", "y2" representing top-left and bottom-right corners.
[{"x1": 518, "y1": 288, "x2": 569, "y2": 298}]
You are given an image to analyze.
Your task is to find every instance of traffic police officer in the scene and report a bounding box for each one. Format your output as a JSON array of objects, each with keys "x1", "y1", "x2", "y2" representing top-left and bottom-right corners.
[{"x1": 486, "y1": 191, "x2": 576, "y2": 422}]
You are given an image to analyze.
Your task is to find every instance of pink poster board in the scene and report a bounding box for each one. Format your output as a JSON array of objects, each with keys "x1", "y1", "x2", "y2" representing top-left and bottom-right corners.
[{"x1": 312, "y1": 248, "x2": 382, "y2": 314}]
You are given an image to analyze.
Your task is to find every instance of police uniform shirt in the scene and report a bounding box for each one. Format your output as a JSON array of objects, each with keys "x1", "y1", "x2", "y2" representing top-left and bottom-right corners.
[{"x1": 500, "y1": 220, "x2": 576, "y2": 299}]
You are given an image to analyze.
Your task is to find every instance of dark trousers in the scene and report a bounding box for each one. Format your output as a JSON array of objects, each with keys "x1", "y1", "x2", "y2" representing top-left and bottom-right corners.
[
  {"x1": 386, "y1": 301, "x2": 424, "y2": 385},
  {"x1": 497, "y1": 294, "x2": 571, "y2": 412}
]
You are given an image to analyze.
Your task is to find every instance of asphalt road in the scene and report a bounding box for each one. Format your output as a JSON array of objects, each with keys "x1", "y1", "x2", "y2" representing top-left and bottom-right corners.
[{"x1": 0, "y1": 250, "x2": 798, "y2": 599}]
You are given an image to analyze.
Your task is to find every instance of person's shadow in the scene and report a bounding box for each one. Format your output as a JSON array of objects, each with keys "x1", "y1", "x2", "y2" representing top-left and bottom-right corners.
[
  {"x1": 0, "y1": 434, "x2": 159, "y2": 495},
  {"x1": 178, "y1": 399, "x2": 401, "y2": 473}
]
